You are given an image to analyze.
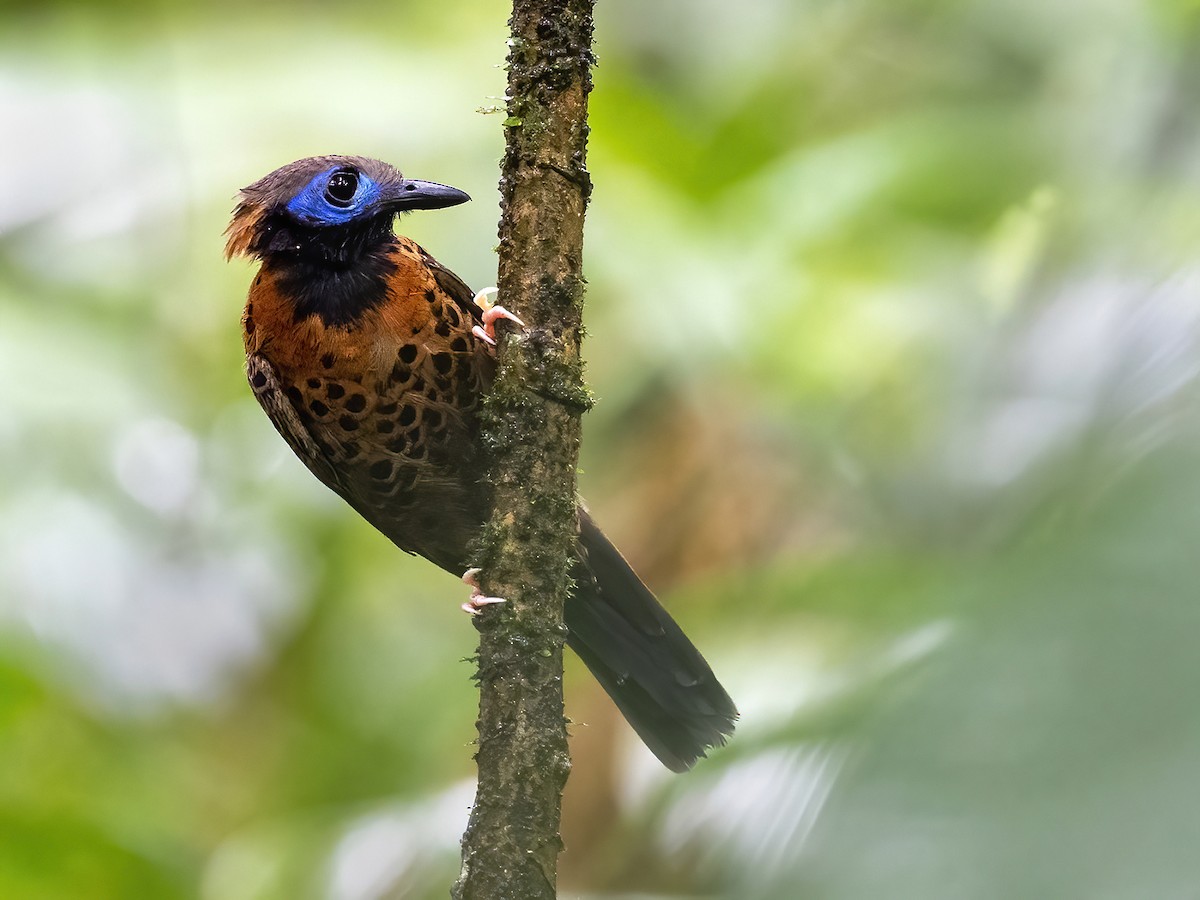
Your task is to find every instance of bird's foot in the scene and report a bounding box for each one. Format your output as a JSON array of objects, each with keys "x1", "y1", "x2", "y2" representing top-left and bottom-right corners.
[
  {"x1": 461, "y1": 567, "x2": 507, "y2": 616},
  {"x1": 471, "y1": 287, "x2": 526, "y2": 346}
]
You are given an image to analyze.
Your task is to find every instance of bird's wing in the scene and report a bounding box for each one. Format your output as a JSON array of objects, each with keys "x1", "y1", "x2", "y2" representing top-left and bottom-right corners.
[
  {"x1": 417, "y1": 245, "x2": 485, "y2": 326},
  {"x1": 247, "y1": 352, "x2": 350, "y2": 497}
]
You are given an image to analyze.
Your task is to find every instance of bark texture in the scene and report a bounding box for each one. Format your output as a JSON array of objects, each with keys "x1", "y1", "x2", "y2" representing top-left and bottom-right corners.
[{"x1": 451, "y1": 1, "x2": 595, "y2": 898}]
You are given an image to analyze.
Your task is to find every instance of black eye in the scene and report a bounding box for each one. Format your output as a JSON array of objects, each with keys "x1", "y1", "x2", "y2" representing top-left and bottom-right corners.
[{"x1": 325, "y1": 170, "x2": 359, "y2": 206}]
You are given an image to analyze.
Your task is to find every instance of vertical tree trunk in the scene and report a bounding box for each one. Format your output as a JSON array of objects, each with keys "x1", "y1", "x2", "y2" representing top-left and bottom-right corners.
[{"x1": 451, "y1": 1, "x2": 595, "y2": 898}]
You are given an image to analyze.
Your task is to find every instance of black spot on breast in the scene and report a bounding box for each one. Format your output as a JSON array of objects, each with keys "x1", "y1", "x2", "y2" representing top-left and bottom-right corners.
[
  {"x1": 432, "y1": 352, "x2": 453, "y2": 375},
  {"x1": 390, "y1": 363, "x2": 411, "y2": 383},
  {"x1": 425, "y1": 289, "x2": 436, "y2": 303},
  {"x1": 377, "y1": 419, "x2": 395, "y2": 434},
  {"x1": 310, "y1": 399, "x2": 329, "y2": 417},
  {"x1": 254, "y1": 276, "x2": 262, "y2": 287},
  {"x1": 451, "y1": 336, "x2": 468, "y2": 353},
  {"x1": 345, "y1": 394, "x2": 367, "y2": 413},
  {"x1": 339, "y1": 415, "x2": 359, "y2": 431},
  {"x1": 368, "y1": 459, "x2": 393, "y2": 480},
  {"x1": 285, "y1": 386, "x2": 304, "y2": 407},
  {"x1": 344, "y1": 442, "x2": 360, "y2": 459},
  {"x1": 446, "y1": 306, "x2": 460, "y2": 327},
  {"x1": 435, "y1": 320, "x2": 451, "y2": 337},
  {"x1": 398, "y1": 344, "x2": 418, "y2": 364},
  {"x1": 326, "y1": 383, "x2": 345, "y2": 400},
  {"x1": 321, "y1": 353, "x2": 336, "y2": 369},
  {"x1": 377, "y1": 401, "x2": 398, "y2": 415},
  {"x1": 250, "y1": 371, "x2": 267, "y2": 389},
  {"x1": 430, "y1": 299, "x2": 443, "y2": 317},
  {"x1": 388, "y1": 436, "x2": 408, "y2": 453},
  {"x1": 307, "y1": 377, "x2": 321, "y2": 389},
  {"x1": 398, "y1": 406, "x2": 417, "y2": 426},
  {"x1": 245, "y1": 316, "x2": 256, "y2": 334},
  {"x1": 426, "y1": 390, "x2": 439, "y2": 403},
  {"x1": 409, "y1": 443, "x2": 426, "y2": 460},
  {"x1": 425, "y1": 410, "x2": 443, "y2": 429},
  {"x1": 412, "y1": 377, "x2": 426, "y2": 393}
]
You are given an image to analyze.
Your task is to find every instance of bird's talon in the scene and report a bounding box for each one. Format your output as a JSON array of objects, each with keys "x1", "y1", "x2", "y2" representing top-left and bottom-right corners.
[
  {"x1": 472, "y1": 288, "x2": 525, "y2": 342},
  {"x1": 461, "y1": 567, "x2": 506, "y2": 615},
  {"x1": 472, "y1": 287, "x2": 500, "y2": 312},
  {"x1": 461, "y1": 596, "x2": 507, "y2": 616},
  {"x1": 483, "y1": 305, "x2": 525, "y2": 329}
]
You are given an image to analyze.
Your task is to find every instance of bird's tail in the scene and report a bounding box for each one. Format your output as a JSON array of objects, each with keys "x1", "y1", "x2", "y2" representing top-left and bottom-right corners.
[{"x1": 565, "y1": 512, "x2": 737, "y2": 772}]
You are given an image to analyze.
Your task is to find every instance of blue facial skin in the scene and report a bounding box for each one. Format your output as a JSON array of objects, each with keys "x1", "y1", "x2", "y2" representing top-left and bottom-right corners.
[{"x1": 285, "y1": 168, "x2": 382, "y2": 226}]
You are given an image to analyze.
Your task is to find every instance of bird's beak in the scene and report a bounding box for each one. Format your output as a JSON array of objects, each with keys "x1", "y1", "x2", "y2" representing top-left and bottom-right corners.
[{"x1": 384, "y1": 178, "x2": 471, "y2": 212}]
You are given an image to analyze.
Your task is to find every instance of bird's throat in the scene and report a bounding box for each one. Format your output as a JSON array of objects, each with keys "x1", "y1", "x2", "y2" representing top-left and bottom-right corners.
[{"x1": 261, "y1": 215, "x2": 399, "y2": 328}]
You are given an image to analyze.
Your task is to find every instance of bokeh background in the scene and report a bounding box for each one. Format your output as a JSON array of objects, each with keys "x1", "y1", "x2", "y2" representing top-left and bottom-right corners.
[{"x1": 4, "y1": 0, "x2": 1200, "y2": 897}]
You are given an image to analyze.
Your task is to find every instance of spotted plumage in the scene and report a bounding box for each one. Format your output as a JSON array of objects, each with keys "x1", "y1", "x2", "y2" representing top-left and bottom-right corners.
[
  {"x1": 227, "y1": 156, "x2": 736, "y2": 771},
  {"x1": 236, "y1": 197, "x2": 492, "y2": 567}
]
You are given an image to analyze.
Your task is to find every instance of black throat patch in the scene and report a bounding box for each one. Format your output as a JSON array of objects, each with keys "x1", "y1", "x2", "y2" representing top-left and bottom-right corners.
[{"x1": 255, "y1": 211, "x2": 399, "y2": 328}]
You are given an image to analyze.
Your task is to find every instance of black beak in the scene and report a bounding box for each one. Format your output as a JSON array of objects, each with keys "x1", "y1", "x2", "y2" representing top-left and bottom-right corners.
[{"x1": 385, "y1": 178, "x2": 471, "y2": 211}]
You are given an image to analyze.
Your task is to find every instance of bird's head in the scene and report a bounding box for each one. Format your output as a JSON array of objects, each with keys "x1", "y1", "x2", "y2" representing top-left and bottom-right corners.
[{"x1": 224, "y1": 155, "x2": 470, "y2": 264}]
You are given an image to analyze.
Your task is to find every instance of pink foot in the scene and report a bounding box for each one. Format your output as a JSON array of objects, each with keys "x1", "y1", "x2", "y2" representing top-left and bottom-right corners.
[
  {"x1": 471, "y1": 287, "x2": 526, "y2": 346},
  {"x1": 461, "y1": 567, "x2": 507, "y2": 616}
]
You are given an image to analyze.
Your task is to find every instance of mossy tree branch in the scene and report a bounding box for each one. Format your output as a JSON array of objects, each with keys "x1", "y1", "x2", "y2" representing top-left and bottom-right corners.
[{"x1": 451, "y1": 1, "x2": 595, "y2": 898}]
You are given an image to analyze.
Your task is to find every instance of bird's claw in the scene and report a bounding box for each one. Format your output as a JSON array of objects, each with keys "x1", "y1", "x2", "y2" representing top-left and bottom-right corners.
[
  {"x1": 461, "y1": 567, "x2": 507, "y2": 616},
  {"x1": 471, "y1": 287, "x2": 525, "y2": 346}
]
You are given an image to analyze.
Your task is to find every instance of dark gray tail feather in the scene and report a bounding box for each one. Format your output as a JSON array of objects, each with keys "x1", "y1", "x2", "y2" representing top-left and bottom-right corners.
[{"x1": 565, "y1": 511, "x2": 737, "y2": 772}]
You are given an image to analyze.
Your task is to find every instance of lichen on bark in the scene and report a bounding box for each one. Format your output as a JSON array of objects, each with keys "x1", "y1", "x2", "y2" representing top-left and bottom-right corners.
[{"x1": 450, "y1": 1, "x2": 595, "y2": 898}]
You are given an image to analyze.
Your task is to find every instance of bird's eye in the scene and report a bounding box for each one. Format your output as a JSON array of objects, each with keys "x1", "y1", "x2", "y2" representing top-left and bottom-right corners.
[{"x1": 325, "y1": 170, "x2": 359, "y2": 207}]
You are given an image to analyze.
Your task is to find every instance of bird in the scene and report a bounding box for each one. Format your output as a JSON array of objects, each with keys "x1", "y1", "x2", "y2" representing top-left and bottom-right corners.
[{"x1": 226, "y1": 155, "x2": 737, "y2": 771}]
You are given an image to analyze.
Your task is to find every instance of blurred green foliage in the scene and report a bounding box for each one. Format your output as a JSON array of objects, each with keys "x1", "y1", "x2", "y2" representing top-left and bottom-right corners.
[{"x1": 2, "y1": 0, "x2": 1200, "y2": 898}]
